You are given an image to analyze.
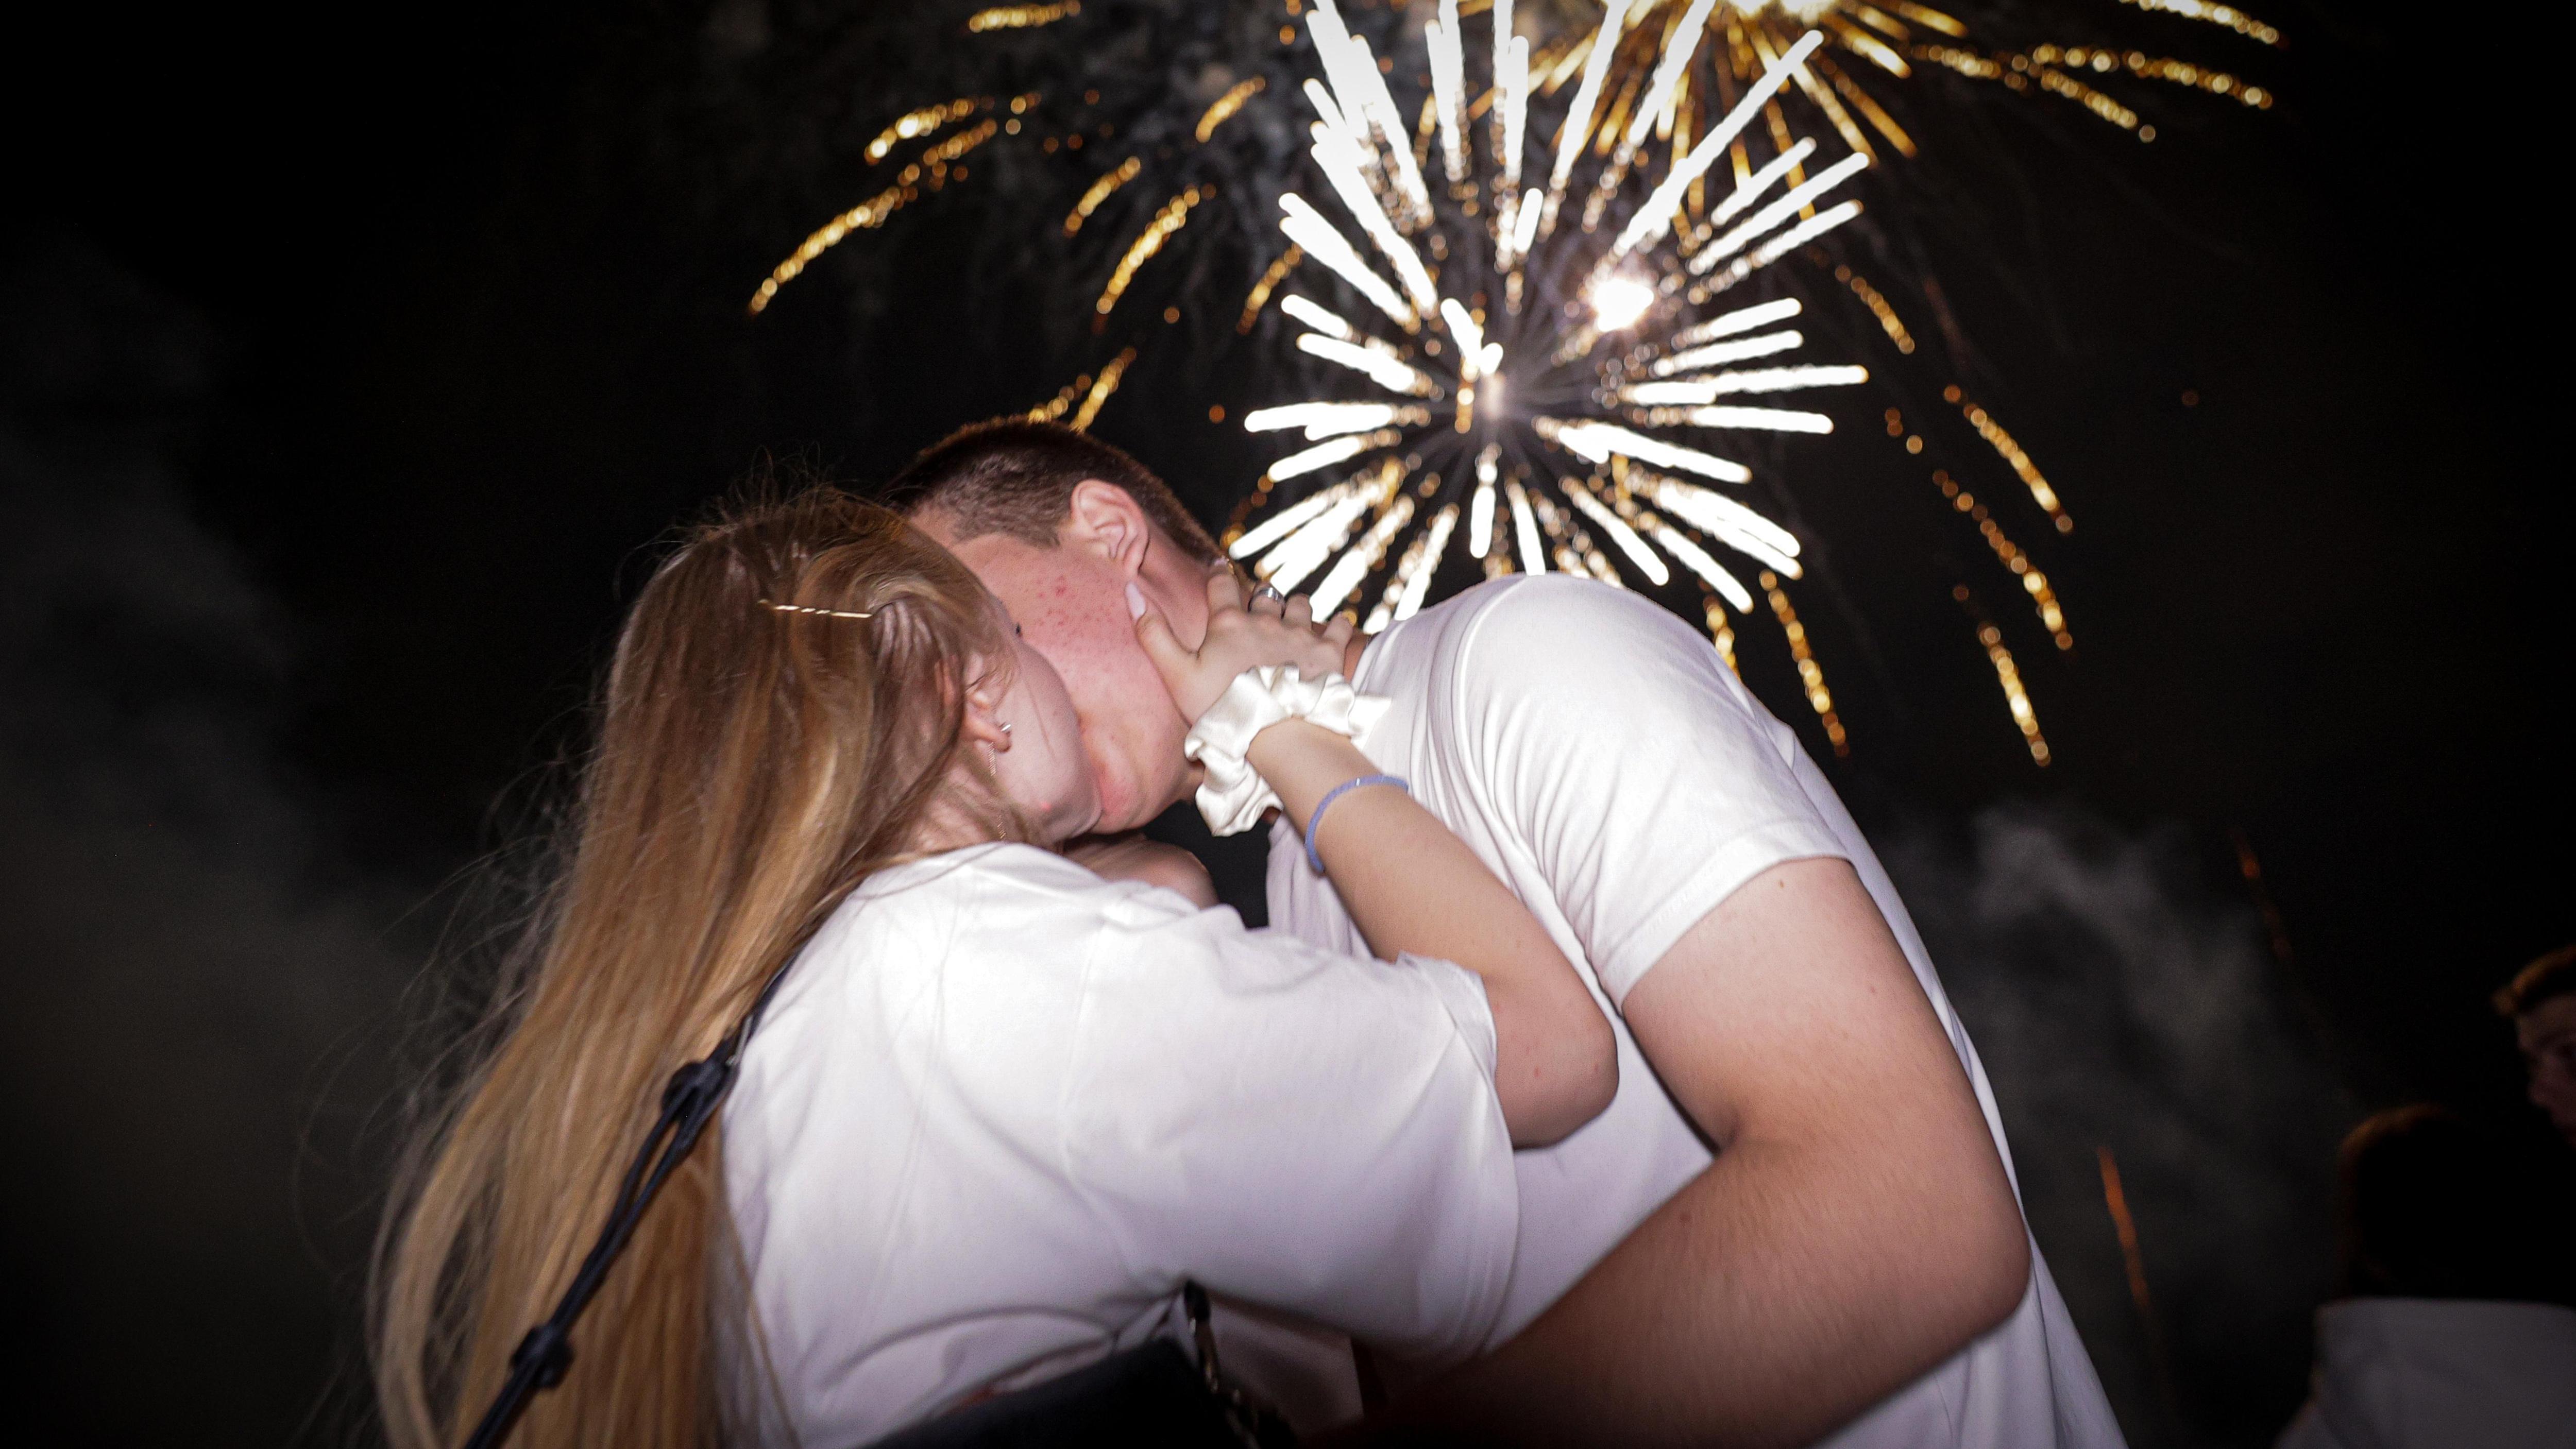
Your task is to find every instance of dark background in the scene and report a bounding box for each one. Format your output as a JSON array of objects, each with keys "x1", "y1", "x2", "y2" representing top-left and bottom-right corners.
[{"x1": 1, "y1": 1, "x2": 2564, "y2": 1444}]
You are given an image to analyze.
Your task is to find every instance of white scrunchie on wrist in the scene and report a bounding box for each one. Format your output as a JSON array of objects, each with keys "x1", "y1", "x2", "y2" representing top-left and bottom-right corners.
[{"x1": 1184, "y1": 666, "x2": 1392, "y2": 836}]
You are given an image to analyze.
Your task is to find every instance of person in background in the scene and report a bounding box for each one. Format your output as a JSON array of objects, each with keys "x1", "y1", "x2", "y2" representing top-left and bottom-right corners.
[
  {"x1": 2274, "y1": 1105, "x2": 2576, "y2": 1449},
  {"x1": 2497, "y1": 944, "x2": 2576, "y2": 1151}
]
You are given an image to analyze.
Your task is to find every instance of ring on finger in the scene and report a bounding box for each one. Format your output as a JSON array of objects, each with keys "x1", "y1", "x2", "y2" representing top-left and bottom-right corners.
[{"x1": 1250, "y1": 584, "x2": 1285, "y2": 607}]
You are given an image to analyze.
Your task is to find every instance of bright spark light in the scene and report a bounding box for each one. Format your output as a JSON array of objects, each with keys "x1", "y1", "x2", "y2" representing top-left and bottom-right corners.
[
  {"x1": 1278, "y1": 294, "x2": 1354, "y2": 341},
  {"x1": 1296, "y1": 333, "x2": 1435, "y2": 396},
  {"x1": 1563, "y1": 478, "x2": 1671, "y2": 586},
  {"x1": 1651, "y1": 330, "x2": 1804, "y2": 374},
  {"x1": 1266, "y1": 429, "x2": 1404, "y2": 483},
  {"x1": 1507, "y1": 479, "x2": 1547, "y2": 575},
  {"x1": 1537, "y1": 419, "x2": 1754, "y2": 485},
  {"x1": 1235, "y1": 7, "x2": 1871, "y2": 705},
  {"x1": 1243, "y1": 401, "x2": 1426, "y2": 439},
  {"x1": 1588, "y1": 276, "x2": 1658, "y2": 333}
]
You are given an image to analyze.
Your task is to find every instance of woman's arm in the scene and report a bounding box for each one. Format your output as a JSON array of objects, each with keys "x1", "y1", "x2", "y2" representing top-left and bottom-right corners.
[
  {"x1": 1257, "y1": 724, "x2": 1615, "y2": 1146},
  {"x1": 1133, "y1": 571, "x2": 1615, "y2": 1147}
]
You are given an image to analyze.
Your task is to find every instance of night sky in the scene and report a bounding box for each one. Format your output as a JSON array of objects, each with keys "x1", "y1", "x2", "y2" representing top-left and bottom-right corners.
[{"x1": 3, "y1": 2, "x2": 2566, "y2": 1445}]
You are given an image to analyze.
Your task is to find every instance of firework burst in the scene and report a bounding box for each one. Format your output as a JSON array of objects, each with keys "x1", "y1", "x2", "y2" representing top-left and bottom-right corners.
[
  {"x1": 1228, "y1": 6, "x2": 1877, "y2": 750},
  {"x1": 737, "y1": 0, "x2": 2281, "y2": 765}
]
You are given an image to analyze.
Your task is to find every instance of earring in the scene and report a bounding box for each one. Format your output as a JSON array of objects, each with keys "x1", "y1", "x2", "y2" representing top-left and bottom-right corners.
[{"x1": 999, "y1": 722, "x2": 1012, "y2": 736}]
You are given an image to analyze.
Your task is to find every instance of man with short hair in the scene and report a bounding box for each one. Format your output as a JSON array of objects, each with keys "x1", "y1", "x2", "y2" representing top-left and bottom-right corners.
[
  {"x1": 897, "y1": 419, "x2": 2123, "y2": 1447},
  {"x1": 2497, "y1": 945, "x2": 2576, "y2": 1150}
]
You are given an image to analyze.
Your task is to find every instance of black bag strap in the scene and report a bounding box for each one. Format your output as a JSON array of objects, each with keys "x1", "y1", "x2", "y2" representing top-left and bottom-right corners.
[
  {"x1": 456, "y1": 963, "x2": 1297, "y2": 1449},
  {"x1": 461, "y1": 964, "x2": 797, "y2": 1449},
  {"x1": 1182, "y1": 1282, "x2": 1300, "y2": 1449}
]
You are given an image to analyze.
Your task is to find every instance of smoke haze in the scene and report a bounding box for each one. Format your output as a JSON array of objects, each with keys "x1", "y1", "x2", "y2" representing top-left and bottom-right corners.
[
  {"x1": 1887, "y1": 804, "x2": 2352, "y2": 1446},
  {"x1": 0, "y1": 230, "x2": 418, "y2": 1445}
]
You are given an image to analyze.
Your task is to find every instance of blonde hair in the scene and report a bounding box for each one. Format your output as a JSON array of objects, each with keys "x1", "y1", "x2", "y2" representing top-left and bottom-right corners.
[{"x1": 372, "y1": 489, "x2": 1024, "y2": 1448}]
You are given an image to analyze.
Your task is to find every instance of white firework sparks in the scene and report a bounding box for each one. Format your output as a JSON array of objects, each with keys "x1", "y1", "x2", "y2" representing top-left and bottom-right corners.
[{"x1": 1233, "y1": 3, "x2": 1871, "y2": 674}]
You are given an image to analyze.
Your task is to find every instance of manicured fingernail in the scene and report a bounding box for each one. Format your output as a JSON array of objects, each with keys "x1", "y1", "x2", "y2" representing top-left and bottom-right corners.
[{"x1": 1125, "y1": 583, "x2": 1147, "y2": 619}]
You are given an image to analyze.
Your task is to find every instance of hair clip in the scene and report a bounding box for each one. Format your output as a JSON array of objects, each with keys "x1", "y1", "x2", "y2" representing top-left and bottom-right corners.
[{"x1": 760, "y1": 599, "x2": 874, "y2": 620}]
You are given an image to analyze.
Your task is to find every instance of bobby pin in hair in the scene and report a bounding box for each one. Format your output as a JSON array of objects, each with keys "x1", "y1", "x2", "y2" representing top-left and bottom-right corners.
[{"x1": 760, "y1": 599, "x2": 874, "y2": 620}]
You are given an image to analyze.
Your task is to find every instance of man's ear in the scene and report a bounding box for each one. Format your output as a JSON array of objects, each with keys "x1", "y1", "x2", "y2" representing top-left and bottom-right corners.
[{"x1": 1062, "y1": 479, "x2": 1155, "y2": 578}]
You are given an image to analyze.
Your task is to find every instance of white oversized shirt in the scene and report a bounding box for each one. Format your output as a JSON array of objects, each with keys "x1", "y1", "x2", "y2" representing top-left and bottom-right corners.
[
  {"x1": 1269, "y1": 576, "x2": 2126, "y2": 1447},
  {"x1": 2275, "y1": 1299, "x2": 2576, "y2": 1449},
  {"x1": 724, "y1": 843, "x2": 1518, "y2": 1446}
]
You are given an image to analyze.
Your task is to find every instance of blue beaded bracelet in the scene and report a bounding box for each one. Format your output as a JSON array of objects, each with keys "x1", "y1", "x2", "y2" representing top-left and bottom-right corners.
[{"x1": 1304, "y1": 774, "x2": 1411, "y2": 875}]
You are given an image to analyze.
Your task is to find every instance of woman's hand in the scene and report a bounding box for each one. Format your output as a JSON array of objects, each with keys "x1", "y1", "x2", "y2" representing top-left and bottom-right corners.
[{"x1": 1129, "y1": 568, "x2": 1352, "y2": 724}]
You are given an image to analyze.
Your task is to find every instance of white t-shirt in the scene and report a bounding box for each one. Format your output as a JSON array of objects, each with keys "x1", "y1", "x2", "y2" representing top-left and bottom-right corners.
[
  {"x1": 2275, "y1": 1299, "x2": 2576, "y2": 1449},
  {"x1": 723, "y1": 843, "x2": 1517, "y2": 1446},
  {"x1": 1268, "y1": 576, "x2": 2126, "y2": 1447}
]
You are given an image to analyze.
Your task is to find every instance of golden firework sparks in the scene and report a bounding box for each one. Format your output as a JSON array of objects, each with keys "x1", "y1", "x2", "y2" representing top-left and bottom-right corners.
[
  {"x1": 1931, "y1": 469, "x2": 2071, "y2": 649},
  {"x1": 1196, "y1": 76, "x2": 1268, "y2": 143},
  {"x1": 1236, "y1": 245, "x2": 1305, "y2": 334},
  {"x1": 1978, "y1": 621, "x2": 2048, "y2": 763},
  {"x1": 1063, "y1": 156, "x2": 1141, "y2": 235},
  {"x1": 1070, "y1": 346, "x2": 1138, "y2": 430},
  {"x1": 750, "y1": 98, "x2": 1026, "y2": 316},
  {"x1": 1953, "y1": 584, "x2": 2050, "y2": 763},
  {"x1": 1835, "y1": 265, "x2": 1915, "y2": 353},
  {"x1": 1945, "y1": 384, "x2": 2071, "y2": 532},
  {"x1": 1093, "y1": 186, "x2": 1213, "y2": 321},
  {"x1": 965, "y1": 2, "x2": 1080, "y2": 34},
  {"x1": 1764, "y1": 569, "x2": 1849, "y2": 755},
  {"x1": 1571, "y1": 0, "x2": 2280, "y2": 158},
  {"x1": 2113, "y1": 0, "x2": 2281, "y2": 46}
]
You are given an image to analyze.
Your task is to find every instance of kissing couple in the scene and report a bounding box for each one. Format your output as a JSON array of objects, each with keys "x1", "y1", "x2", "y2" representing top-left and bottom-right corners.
[{"x1": 375, "y1": 420, "x2": 2124, "y2": 1449}]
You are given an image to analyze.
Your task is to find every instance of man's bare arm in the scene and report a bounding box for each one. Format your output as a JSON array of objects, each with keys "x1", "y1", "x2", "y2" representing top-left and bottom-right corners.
[{"x1": 1385, "y1": 857, "x2": 2030, "y2": 1447}]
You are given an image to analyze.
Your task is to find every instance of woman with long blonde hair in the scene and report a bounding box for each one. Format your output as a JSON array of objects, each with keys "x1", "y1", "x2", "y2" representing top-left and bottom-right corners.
[{"x1": 374, "y1": 489, "x2": 1612, "y2": 1447}]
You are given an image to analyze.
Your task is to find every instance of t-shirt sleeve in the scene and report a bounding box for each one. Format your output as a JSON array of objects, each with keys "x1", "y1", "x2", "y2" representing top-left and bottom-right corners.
[
  {"x1": 1453, "y1": 576, "x2": 1849, "y2": 1009},
  {"x1": 1058, "y1": 894, "x2": 1519, "y2": 1365}
]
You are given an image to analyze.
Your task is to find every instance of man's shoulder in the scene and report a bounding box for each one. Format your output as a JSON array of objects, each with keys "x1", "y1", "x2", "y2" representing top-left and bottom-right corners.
[
  {"x1": 1372, "y1": 574, "x2": 1650, "y2": 667},
  {"x1": 1370, "y1": 574, "x2": 1723, "y2": 707},
  {"x1": 1386, "y1": 572, "x2": 1659, "y2": 629}
]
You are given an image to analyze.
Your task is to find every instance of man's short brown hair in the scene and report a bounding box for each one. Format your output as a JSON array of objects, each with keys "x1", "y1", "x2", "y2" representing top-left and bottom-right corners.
[
  {"x1": 887, "y1": 419, "x2": 1222, "y2": 564},
  {"x1": 2496, "y1": 943, "x2": 2576, "y2": 1018}
]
